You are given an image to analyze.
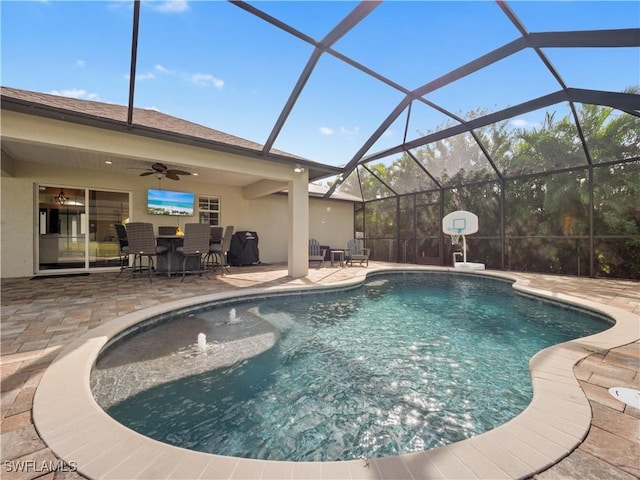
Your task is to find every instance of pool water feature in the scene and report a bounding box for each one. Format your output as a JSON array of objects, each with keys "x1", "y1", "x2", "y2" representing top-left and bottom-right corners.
[{"x1": 92, "y1": 273, "x2": 611, "y2": 462}]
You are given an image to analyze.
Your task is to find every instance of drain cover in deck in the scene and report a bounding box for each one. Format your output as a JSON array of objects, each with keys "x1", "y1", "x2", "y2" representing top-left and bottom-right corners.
[{"x1": 608, "y1": 387, "x2": 640, "y2": 409}]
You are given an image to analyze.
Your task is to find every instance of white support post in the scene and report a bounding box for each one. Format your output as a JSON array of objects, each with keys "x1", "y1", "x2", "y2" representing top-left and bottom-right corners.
[
  {"x1": 462, "y1": 235, "x2": 467, "y2": 263},
  {"x1": 288, "y1": 171, "x2": 309, "y2": 278}
]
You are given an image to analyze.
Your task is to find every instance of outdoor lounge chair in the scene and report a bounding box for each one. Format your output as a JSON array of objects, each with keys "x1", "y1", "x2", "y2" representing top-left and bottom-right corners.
[
  {"x1": 309, "y1": 239, "x2": 326, "y2": 267},
  {"x1": 345, "y1": 239, "x2": 370, "y2": 267}
]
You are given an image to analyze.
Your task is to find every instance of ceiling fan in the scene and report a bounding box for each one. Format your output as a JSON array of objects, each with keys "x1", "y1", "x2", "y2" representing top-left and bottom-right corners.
[{"x1": 139, "y1": 162, "x2": 191, "y2": 181}]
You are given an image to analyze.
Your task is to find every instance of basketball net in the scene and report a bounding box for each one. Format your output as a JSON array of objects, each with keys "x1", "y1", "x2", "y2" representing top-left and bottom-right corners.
[{"x1": 448, "y1": 228, "x2": 463, "y2": 246}]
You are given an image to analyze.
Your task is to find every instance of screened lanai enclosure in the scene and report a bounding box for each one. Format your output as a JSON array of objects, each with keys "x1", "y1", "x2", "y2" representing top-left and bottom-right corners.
[
  {"x1": 305, "y1": 1, "x2": 640, "y2": 280},
  {"x1": 3, "y1": 1, "x2": 639, "y2": 278},
  {"x1": 306, "y1": 2, "x2": 640, "y2": 280}
]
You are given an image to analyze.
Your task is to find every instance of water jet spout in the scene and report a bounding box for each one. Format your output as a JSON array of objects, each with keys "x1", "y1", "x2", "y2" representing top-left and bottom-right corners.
[
  {"x1": 197, "y1": 332, "x2": 207, "y2": 351},
  {"x1": 228, "y1": 308, "x2": 241, "y2": 325}
]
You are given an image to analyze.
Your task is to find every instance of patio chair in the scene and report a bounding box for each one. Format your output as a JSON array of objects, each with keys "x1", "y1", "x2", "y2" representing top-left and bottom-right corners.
[
  {"x1": 345, "y1": 239, "x2": 370, "y2": 267},
  {"x1": 210, "y1": 226, "x2": 224, "y2": 245},
  {"x1": 125, "y1": 222, "x2": 169, "y2": 282},
  {"x1": 113, "y1": 223, "x2": 129, "y2": 276},
  {"x1": 207, "y1": 225, "x2": 234, "y2": 275},
  {"x1": 205, "y1": 226, "x2": 224, "y2": 270},
  {"x1": 176, "y1": 223, "x2": 211, "y2": 282},
  {"x1": 309, "y1": 239, "x2": 326, "y2": 267}
]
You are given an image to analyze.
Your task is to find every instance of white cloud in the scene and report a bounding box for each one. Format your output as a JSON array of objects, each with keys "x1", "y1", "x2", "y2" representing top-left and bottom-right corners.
[
  {"x1": 148, "y1": 0, "x2": 189, "y2": 13},
  {"x1": 510, "y1": 118, "x2": 540, "y2": 129},
  {"x1": 155, "y1": 64, "x2": 172, "y2": 74},
  {"x1": 190, "y1": 73, "x2": 224, "y2": 89},
  {"x1": 107, "y1": 0, "x2": 134, "y2": 12},
  {"x1": 49, "y1": 89, "x2": 100, "y2": 101},
  {"x1": 137, "y1": 72, "x2": 156, "y2": 80},
  {"x1": 319, "y1": 127, "x2": 335, "y2": 135},
  {"x1": 150, "y1": 64, "x2": 224, "y2": 90},
  {"x1": 74, "y1": 60, "x2": 85, "y2": 68},
  {"x1": 340, "y1": 126, "x2": 360, "y2": 136},
  {"x1": 123, "y1": 71, "x2": 156, "y2": 81},
  {"x1": 320, "y1": 126, "x2": 360, "y2": 136}
]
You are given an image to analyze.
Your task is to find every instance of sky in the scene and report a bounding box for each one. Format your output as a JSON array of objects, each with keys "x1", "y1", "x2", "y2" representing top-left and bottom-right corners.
[{"x1": 2, "y1": 1, "x2": 638, "y2": 168}]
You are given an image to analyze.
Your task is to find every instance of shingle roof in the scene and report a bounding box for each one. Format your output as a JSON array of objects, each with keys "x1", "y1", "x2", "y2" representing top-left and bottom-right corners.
[{"x1": 1, "y1": 86, "x2": 341, "y2": 179}]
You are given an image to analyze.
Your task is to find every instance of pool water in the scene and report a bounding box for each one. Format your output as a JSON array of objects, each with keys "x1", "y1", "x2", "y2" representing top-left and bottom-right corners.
[{"x1": 93, "y1": 273, "x2": 611, "y2": 462}]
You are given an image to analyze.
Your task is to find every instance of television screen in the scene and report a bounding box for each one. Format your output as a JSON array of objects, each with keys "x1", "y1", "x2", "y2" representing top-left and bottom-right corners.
[{"x1": 147, "y1": 189, "x2": 195, "y2": 216}]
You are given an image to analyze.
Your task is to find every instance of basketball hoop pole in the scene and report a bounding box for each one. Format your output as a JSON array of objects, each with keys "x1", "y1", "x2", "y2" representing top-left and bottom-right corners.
[
  {"x1": 462, "y1": 234, "x2": 467, "y2": 263},
  {"x1": 451, "y1": 232, "x2": 468, "y2": 263},
  {"x1": 449, "y1": 230, "x2": 467, "y2": 264}
]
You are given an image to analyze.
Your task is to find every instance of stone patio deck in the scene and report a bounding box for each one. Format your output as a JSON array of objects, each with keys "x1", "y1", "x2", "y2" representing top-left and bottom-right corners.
[{"x1": 1, "y1": 263, "x2": 638, "y2": 479}]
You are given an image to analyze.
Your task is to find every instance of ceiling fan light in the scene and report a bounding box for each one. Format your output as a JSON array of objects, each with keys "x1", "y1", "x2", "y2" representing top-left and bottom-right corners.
[
  {"x1": 56, "y1": 190, "x2": 69, "y2": 205},
  {"x1": 139, "y1": 163, "x2": 192, "y2": 181}
]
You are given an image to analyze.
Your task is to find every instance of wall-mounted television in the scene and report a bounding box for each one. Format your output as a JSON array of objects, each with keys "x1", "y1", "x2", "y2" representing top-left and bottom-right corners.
[{"x1": 147, "y1": 189, "x2": 195, "y2": 216}]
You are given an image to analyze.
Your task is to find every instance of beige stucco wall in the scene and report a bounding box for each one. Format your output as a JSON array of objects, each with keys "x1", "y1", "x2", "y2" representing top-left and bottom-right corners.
[{"x1": 0, "y1": 160, "x2": 354, "y2": 278}]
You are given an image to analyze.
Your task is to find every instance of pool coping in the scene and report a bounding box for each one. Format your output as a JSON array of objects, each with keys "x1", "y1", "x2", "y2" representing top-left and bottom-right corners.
[{"x1": 32, "y1": 266, "x2": 639, "y2": 480}]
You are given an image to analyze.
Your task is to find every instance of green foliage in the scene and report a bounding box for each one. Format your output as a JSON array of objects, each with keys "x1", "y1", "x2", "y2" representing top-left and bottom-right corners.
[{"x1": 356, "y1": 101, "x2": 640, "y2": 279}]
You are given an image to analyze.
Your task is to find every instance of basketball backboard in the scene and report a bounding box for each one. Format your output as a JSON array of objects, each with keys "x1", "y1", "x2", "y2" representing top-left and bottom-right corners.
[{"x1": 442, "y1": 210, "x2": 479, "y2": 235}]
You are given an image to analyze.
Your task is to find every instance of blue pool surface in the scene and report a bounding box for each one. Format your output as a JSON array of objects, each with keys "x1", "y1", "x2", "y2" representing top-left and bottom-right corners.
[{"x1": 93, "y1": 273, "x2": 611, "y2": 462}]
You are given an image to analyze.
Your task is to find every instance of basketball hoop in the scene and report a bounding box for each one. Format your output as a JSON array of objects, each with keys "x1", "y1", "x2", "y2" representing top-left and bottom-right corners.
[
  {"x1": 443, "y1": 211, "x2": 475, "y2": 261},
  {"x1": 442, "y1": 210, "x2": 485, "y2": 270}
]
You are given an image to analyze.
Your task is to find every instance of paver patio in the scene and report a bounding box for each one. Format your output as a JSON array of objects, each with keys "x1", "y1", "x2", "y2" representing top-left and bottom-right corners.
[{"x1": 1, "y1": 263, "x2": 638, "y2": 479}]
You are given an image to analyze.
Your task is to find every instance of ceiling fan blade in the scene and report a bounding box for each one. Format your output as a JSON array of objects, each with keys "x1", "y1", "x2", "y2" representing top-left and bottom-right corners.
[
  {"x1": 140, "y1": 171, "x2": 155, "y2": 176},
  {"x1": 151, "y1": 163, "x2": 167, "y2": 172},
  {"x1": 167, "y1": 169, "x2": 191, "y2": 176},
  {"x1": 165, "y1": 172, "x2": 180, "y2": 180}
]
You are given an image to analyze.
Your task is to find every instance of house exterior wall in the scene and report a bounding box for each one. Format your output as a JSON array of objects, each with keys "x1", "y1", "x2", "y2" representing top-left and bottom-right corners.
[{"x1": 0, "y1": 160, "x2": 354, "y2": 278}]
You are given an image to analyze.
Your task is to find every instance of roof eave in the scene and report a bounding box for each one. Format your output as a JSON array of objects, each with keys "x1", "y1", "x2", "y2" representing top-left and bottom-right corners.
[{"x1": 0, "y1": 95, "x2": 343, "y2": 182}]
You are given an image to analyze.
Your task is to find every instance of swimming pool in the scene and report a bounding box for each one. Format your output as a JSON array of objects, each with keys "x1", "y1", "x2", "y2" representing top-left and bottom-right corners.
[{"x1": 91, "y1": 272, "x2": 611, "y2": 462}]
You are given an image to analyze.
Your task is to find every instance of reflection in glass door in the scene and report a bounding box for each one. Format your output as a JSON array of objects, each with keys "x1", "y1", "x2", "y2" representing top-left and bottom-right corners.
[
  {"x1": 88, "y1": 190, "x2": 130, "y2": 268},
  {"x1": 37, "y1": 186, "x2": 129, "y2": 272},
  {"x1": 38, "y1": 186, "x2": 86, "y2": 271}
]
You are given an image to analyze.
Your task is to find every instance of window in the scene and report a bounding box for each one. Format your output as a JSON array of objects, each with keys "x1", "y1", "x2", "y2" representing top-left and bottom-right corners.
[{"x1": 198, "y1": 195, "x2": 220, "y2": 226}]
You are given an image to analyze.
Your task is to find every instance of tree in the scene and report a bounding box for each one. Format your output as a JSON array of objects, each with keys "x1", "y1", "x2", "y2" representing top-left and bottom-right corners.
[{"x1": 351, "y1": 98, "x2": 639, "y2": 278}]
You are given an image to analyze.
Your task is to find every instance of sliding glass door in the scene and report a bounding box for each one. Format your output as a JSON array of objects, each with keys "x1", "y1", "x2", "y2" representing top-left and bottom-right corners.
[
  {"x1": 37, "y1": 185, "x2": 130, "y2": 272},
  {"x1": 88, "y1": 189, "x2": 130, "y2": 268},
  {"x1": 38, "y1": 186, "x2": 86, "y2": 271}
]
